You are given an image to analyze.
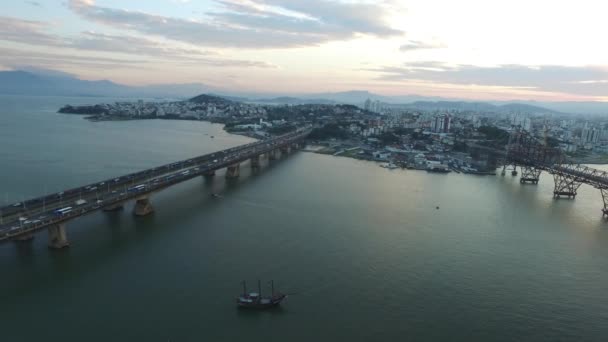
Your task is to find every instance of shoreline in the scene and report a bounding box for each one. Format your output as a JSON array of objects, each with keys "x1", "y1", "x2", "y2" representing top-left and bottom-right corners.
[
  {"x1": 69, "y1": 112, "x2": 608, "y2": 167},
  {"x1": 74, "y1": 113, "x2": 261, "y2": 140}
]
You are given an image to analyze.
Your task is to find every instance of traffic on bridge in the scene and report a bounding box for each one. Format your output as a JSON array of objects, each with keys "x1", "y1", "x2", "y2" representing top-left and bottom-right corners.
[{"x1": 0, "y1": 127, "x2": 311, "y2": 247}]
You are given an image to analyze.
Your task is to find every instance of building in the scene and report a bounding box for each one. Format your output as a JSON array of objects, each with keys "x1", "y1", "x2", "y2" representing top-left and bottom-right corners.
[
  {"x1": 582, "y1": 128, "x2": 601, "y2": 145},
  {"x1": 431, "y1": 114, "x2": 451, "y2": 133}
]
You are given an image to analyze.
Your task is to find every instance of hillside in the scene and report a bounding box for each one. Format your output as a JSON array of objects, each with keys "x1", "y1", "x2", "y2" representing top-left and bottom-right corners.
[{"x1": 189, "y1": 93, "x2": 234, "y2": 105}]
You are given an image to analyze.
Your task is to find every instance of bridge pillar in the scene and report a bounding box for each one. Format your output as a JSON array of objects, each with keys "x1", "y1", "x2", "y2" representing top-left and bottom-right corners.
[
  {"x1": 520, "y1": 166, "x2": 541, "y2": 184},
  {"x1": 226, "y1": 163, "x2": 240, "y2": 178},
  {"x1": 553, "y1": 174, "x2": 582, "y2": 199},
  {"x1": 14, "y1": 233, "x2": 34, "y2": 242},
  {"x1": 103, "y1": 203, "x2": 124, "y2": 212},
  {"x1": 251, "y1": 155, "x2": 260, "y2": 169},
  {"x1": 501, "y1": 164, "x2": 517, "y2": 176},
  {"x1": 280, "y1": 146, "x2": 290, "y2": 155},
  {"x1": 133, "y1": 195, "x2": 154, "y2": 216},
  {"x1": 601, "y1": 188, "x2": 608, "y2": 218},
  {"x1": 48, "y1": 223, "x2": 69, "y2": 249},
  {"x1": 268, "y1": 149, "x2": 278, "y2": 161}
]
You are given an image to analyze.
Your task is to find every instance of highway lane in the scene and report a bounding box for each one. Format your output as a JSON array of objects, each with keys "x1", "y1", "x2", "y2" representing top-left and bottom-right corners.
[
  {"x1": 0, "y1": 129, "x2": 306, "y2": 219},
  {"x1": 0, "y1": 128, "x2": 310, "y2": 241}
]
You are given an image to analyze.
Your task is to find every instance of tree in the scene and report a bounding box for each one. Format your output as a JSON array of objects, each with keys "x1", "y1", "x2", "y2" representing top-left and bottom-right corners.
[
  {"x1": 377, "y1": 132, "x2": 399, "y2": 145},
  {"x1": 308, "y1": 123, "x2": 349, "y2": 140}
]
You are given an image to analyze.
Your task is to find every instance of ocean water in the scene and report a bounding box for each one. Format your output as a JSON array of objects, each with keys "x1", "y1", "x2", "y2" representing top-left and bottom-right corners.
[{"x1": 1, "y1": 95, "x2": 608, "y2": 341}]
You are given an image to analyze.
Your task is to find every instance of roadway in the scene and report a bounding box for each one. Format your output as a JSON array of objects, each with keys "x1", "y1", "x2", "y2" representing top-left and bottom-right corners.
[{"x1": 0, "y1": 127, "x2": 311, "y2": 242}]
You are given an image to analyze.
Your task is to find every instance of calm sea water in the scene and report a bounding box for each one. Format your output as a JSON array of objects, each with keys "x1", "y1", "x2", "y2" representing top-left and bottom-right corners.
[{"x1": 1, "y1": 95, "x2": 608, "y2": 341}]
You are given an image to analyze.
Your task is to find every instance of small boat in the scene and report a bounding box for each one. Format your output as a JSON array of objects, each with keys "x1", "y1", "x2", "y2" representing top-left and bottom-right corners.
[
  {"x1": 211, "y1": 193, "x2": 222, "y2": 199},
  {"x1": 237, "y1": 280, "x2": 286, "y2": 309},
  {"x1": 210, "y1": 136, "x2": 215, "y2": 139},
  {"x1": 381, "y1": 162, "x2": 399, "y2": 169},
  {"x1": 426, "y1": 165, "x2": 451, "y2": 173}
]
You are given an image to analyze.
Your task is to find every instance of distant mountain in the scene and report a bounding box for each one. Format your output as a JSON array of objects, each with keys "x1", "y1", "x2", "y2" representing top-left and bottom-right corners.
[
  {"x1": 2, "y1": 68, "x2": 608, "y2": 114},
  {"x1": 301, "y1": 90, "x2": 447, "y2": 105},
  {"x1": 499, "y1": 101, "x2": 608, "y2": 115},
  {"x1": 397, "y1": 101, "x2": 561, "y2": 114},
  {"x1": 497, "y1": 103, "x2": 561, "y2": 114},
  {"x1": 252, "y1": 97, "x2": 335, "y2": 105},
  {"x1": 0, "y1": 70, "x2": 215, "y2": 99},
  {"x1": 0, "y1": 70, "x2": 129, "y2": 97}
]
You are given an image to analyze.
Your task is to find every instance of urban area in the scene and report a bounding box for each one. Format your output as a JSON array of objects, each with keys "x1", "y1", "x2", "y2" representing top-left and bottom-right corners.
[{"x1": 59, "y1": 94, "x2": 608, "y2": 174}]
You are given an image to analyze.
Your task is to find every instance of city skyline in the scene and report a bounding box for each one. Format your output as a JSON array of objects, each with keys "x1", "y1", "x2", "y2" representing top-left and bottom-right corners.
[{"x1": 2, "y1": 0, "x2": 608, "y2": 102}]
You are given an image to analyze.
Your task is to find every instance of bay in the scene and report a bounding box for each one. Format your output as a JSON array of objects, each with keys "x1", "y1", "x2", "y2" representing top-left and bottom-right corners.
[{"x1": 1, "y1": 95, "x2": 608, "y2": 341}]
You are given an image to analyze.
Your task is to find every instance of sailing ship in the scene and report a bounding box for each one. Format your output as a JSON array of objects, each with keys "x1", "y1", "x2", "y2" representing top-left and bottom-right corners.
[{"x1": 236, "y1": 280, "x2": 286, "y2": 309}]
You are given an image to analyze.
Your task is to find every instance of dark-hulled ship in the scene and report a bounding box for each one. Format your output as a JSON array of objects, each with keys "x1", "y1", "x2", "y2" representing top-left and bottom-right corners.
[{"x1": 236, "y1": 280, "x2": 286, "y2": 309}]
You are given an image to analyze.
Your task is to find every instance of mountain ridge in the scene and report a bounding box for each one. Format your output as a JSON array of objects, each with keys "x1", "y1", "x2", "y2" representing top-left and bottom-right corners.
[{"x1": 1, "y1": 69, "x2": 607, "y2": 114}]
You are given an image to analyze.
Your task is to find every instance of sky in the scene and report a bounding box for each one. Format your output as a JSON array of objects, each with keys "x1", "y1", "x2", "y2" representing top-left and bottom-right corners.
[{"x1": 1, "y1": 0, "x2": 608, "y2": 101}]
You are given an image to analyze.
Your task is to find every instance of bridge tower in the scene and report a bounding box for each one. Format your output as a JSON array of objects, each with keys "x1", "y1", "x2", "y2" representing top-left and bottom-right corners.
[
  {"x1": 553, "y1": 173, "x2": 582, "y2": 199},
  {"x1": 601, "y1": 188, "x2": 608, "y2": 218},
  {"x1": 520, "y1": 166, "x2": 541, "y2": 184},
  {"x1": 501, "y1": 164, "x2": 518, "y2": 176}
]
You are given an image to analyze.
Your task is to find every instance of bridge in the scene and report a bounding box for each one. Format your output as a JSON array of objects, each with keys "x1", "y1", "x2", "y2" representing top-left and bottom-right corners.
[
  {"x1": 492, "y1": 129, "x2": 608, "y2": 217},
  {"x1": 0, "y1": 127, "x2": 311, "y2": 248}
]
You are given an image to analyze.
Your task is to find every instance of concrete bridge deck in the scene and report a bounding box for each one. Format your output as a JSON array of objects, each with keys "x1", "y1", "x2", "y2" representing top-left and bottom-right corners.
[{"x1": 0, "y1": 127, "x2": 311, "y2": 246}]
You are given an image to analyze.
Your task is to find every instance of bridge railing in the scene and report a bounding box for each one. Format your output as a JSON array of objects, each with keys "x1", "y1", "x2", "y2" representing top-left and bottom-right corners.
[
  {"x1": 0, "y1": 127, "x2": 311, "y2": 240},
  {"x1": 0, "y1": 128, "x2": 310, "y2": 214}
]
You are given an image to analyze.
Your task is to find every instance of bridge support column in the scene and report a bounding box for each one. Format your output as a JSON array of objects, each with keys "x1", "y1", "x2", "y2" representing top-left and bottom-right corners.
[
  {"x1": 553, "y1": 173, "x2": 582, "y2": 199},
  {"x1": 226, "y1": 163, "x2": 240, "y2": 178},
  {"x1": 48, "y1": 223, "x2": 69, "y2": 249},
  {"x1": 268, "y1": 149, "x2": 278, "y2": 161},
  {"x1": 501, "y1": 164, "x2": 517, "y2": 176},
  {"x1": 15, "y1": 233, "x2": 34, "y2": 242},
  {"x1": 251, "y1": 155, "x2": 260, "y2": 169},
  {"x1": 103, "y1": 203, "x2": 124, "y2": 212},
  {"x1": 601, "y1": 188, "x2": 608, "y2": 218},
  {"x1": 133, "y1": 195, "x2": 154, "y2": 216},
  {"x1": 520, "y1": 166, "x2": 541, "y2": 184},
  {"x1": 280, "y1": 146, "x2": 290, "y2": 156}
]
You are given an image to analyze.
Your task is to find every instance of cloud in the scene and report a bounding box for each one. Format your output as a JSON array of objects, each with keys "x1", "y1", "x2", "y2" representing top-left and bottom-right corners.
[
  {"x1": 0, "y1": 47, "x2": 142, "y2": 71},
  {"x1": 25, "y1": 1, "x2": 42, "y2": 6},
  {"x1": 0, "y1": 17, "x2": 275, "y2": 68},
  {"x1": 0, "y1": 16, "x2": 61, "y2": 46},
  {"x1": 370, "y1": 62, "x2": 608, "y2": 96},
  {"x1": 67, "y1": 0, "x2": 403, "y2": 48},
  {"x1": 400, "y1": 40, "x2": 446, "y2": 52},
  {"x1": 71, "y1": 31, "x2": 217, "y2": 60}
]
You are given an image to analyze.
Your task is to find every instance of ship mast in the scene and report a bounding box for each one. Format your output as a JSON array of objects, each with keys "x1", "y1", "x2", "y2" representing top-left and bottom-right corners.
[
  {"x1": 258, "y1": 280, "x2": 262, "y2": 297},
  {"x1": 242, "y1": 280, "x2": 247, "y2": 296}
]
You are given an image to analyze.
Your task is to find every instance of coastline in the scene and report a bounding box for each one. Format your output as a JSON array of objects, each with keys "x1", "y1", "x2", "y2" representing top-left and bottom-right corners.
[
  {"x1": 64, "y1": 112, "x2": 263, "y2": 140},
  {"x1": 63, "y1": 111, "x2": 608, "y2": 167}
]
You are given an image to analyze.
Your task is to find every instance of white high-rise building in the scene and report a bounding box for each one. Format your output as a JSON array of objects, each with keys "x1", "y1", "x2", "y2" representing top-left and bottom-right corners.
[{"x1": 582, "y1": 128, "x2": 600, "y2": 144}]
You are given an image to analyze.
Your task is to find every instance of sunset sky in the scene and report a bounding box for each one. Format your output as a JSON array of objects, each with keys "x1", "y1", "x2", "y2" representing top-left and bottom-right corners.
[{"x1": 2, "y1": 0, "x2": 608, "y2": 101}]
